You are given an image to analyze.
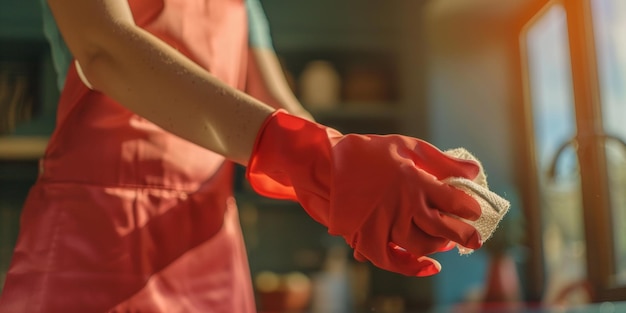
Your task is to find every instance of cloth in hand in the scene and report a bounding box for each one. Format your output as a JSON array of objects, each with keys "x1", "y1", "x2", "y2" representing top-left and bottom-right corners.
[{"x1": 444, "y1": 148, "x2": 510, "y2": 255}]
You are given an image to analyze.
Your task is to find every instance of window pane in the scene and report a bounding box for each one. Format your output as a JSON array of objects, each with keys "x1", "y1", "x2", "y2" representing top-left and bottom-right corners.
[
  {"x1": 591, "y1": 0, "x2": 626, "y2": 286},
  {"x1": 527, "y1": 6, "x2": 577, "y2": 170},
  {"x1": 525, "y1": 4, "x2": 589, "y2": 304}
]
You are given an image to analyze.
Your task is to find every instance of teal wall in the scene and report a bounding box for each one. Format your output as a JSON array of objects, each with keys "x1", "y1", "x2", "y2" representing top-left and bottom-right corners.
[{"x1": 0, "y1": 0, "x2": 44, "y2": 40}]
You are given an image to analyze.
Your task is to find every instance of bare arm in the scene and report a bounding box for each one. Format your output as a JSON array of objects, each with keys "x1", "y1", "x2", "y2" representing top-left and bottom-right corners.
[
  {"x1": 246, "y1": 47, "x2": 313, "y2": 121},
  {"x1": 47, "y1": 0, "x2": 274, "y2": 165}
]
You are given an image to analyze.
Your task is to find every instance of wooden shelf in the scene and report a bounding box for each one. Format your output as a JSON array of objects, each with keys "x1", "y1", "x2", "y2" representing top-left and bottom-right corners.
[
  {"x1": 0, "y1": 136, "x2": 48, "y2": 160},
  {"x1": 309, "y1": 104, "x2": 402, "y2": 120}
]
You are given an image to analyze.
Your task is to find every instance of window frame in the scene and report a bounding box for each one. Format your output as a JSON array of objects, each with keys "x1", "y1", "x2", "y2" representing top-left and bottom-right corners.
[{"x1": 518, "y1": 0, "x2": 626, "y2": 301}]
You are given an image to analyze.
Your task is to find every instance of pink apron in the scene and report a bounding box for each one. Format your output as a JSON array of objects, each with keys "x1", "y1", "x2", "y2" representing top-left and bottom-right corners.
[{"x1": 0, "y1": 0, "x2": 256, "y2": 312}]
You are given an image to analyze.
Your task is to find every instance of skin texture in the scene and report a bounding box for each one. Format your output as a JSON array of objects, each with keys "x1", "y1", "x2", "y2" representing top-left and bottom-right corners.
[{"x1": 46, "y1": 0, "x2": 310, "y2": 165}]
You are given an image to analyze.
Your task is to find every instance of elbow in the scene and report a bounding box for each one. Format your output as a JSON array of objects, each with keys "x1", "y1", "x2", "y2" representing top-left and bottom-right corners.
[
  {"x1": 73, "y1": 42, "x2": 108, "y2": 90},
  {"x1": 70, "y1": 22, "x2": 137, "y2": 90},
  {"x1": 45, "y1": 0, "x2": 135, "y2": 83},
  {"x1": 70, "y1": 43, "x2": 110, "y2": 91},
  {"x1": 74, "y1": 60, "x2": 95, "y2": 89}
]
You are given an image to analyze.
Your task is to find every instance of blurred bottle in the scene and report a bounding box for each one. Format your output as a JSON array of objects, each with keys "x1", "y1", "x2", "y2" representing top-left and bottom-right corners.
[
  {"x1": 255, "y1": 271, "x2": 312, "y2": 313},
  {"x1": 311, "y1": 245, "x2": 351, "y2": 313}
]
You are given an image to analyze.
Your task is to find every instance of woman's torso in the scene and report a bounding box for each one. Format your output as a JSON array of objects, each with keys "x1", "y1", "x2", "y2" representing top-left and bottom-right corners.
[{"x1": 0, "y1": 1, "x2": 257, "y2": 312}]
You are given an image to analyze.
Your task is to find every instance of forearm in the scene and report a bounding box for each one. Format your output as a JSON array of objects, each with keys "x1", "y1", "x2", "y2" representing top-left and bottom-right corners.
[
  {"x1": 48, "y1": 0, "x2": 273, "y2": 165},
  {"x1": 86, "y1": 26, "x2": 273, "y2": 164}
]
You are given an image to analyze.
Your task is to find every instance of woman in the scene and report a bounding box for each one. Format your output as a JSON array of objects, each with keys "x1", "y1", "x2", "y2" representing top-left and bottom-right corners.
[{"x1": 0, "y1": 0, "x2": 485, "y2": 312}]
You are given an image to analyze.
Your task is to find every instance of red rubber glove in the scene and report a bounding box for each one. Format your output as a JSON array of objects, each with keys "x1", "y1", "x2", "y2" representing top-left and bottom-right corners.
[{"x1": 246, "y1": 110, "x2": 482, "y2": 276}]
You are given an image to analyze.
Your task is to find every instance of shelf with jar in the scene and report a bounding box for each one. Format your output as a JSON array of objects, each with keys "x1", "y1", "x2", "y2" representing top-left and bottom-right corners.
[
  {"x1": 276, "y1": 49, "x2": 404, "y2": 134},
  {"x1": 1, "y1": 39, "x2": 60, "y2": 161}
]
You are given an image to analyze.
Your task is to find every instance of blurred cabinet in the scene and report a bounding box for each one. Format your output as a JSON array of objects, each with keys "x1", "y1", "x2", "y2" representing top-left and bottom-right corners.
[
  {"x1": 0, "y1": 0, "x2": 57, "y2": 294},
  {"x1": 0, "y1": 161, "x2": 39, "y2": 293}
]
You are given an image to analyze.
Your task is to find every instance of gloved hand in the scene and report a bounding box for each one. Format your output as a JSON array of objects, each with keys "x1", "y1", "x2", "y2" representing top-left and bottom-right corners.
[{"x1": 246, "y1": 110, "x2": 483, "y2": 276}]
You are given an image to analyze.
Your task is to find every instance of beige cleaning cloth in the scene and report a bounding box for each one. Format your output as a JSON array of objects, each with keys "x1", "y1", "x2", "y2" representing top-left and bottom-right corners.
[{"x1": 444, "y1": 148, "x2": 510, "y2": 255}]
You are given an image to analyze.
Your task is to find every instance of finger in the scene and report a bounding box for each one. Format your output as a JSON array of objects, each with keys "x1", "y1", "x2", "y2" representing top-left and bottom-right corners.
[
  {"x1": 436, "y1": 241, "x2": 456, "y2": 253},
  {"x1": 413, "y1": 214, "x2": 482, "y2": 250},
  {"x1": 387, "y1": 243, "x2": 442, "y2": 277},
  {"x1": 391, "y1": 219, "x2": 451, "y2": 256},
  {"x1": 412, "y1": 141, "x2": 480, "y2": 180},
  {"x1": 426, "y1": 181, "x2": 481, "y2": 221},
  {"x1": 353, "y1": 251, "x2": 367, "y2": 262},
  {"x1": 415, "y1": 256, "x2": 442, "y2": 277}
]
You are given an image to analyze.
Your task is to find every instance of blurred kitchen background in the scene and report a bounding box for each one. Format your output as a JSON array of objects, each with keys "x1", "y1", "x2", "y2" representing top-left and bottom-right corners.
[{"x1": 1, "y1": 0, "x2": 625, "y2": 312}]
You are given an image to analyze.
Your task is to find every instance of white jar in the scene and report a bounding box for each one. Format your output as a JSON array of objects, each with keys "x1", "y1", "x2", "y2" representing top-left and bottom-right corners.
[{"x1": 298, "y1": 60, "x2": 341, "y2": 110}]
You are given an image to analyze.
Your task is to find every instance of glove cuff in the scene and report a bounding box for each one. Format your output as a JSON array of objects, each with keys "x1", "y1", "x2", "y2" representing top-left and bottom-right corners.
[
  {"x1": 246, "y1": 110, "x2": 340, "y2": 226},
  {"x1": 246, "y1": 109, "x2": 295, "y2": 199}
]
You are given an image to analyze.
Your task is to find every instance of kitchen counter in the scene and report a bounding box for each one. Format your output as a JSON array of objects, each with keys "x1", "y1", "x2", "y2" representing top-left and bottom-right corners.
[{"x1": 429, "y1": 301, "x2": 626, "y2": 313}]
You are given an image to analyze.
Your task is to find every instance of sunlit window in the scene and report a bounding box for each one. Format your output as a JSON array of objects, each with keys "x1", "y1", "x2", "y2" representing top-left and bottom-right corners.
[
  {"x1": 524, "y1": 4, "x2": 589, "y2": 304},
  {"x1": 591, "y1": 0, "x2": 626, "y2": 286}
]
